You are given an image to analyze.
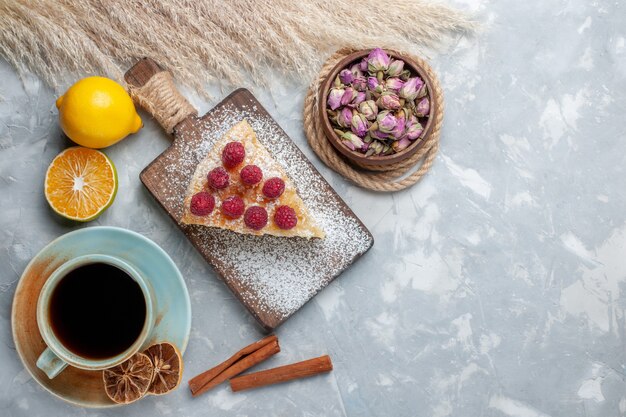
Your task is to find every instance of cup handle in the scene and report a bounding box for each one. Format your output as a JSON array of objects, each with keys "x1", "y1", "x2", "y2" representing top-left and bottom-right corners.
[{"x1": 36, "y1": 347, "x2": 68, "y2": 379}]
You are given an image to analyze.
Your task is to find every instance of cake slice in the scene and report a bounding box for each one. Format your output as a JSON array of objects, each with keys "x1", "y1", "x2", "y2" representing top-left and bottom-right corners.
[{"x1": 181, "y1": 119, "x2": 325, "y2": 238}]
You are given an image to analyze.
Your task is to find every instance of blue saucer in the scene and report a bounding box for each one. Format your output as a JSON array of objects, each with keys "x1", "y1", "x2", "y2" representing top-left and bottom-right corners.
[{"x1": 12, "y1": 226, "x2": 191, "y2": 407}]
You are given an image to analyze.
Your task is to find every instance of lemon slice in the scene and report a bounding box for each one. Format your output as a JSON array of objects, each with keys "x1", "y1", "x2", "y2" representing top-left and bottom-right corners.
[
  {"x1": 44, "y1": 147, "x2": 117, "y2": 222},
  {"x1": 103, "y1": 352, "x2": 154, "y2": 404},
  {"x1": 144, "y1": 342, "x2": 183, "y2": 395}
]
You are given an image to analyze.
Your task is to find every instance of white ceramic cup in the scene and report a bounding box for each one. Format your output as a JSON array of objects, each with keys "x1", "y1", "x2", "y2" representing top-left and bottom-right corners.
[{"x1": 36, "y1": 254, "x2": 154, "y2": 379}]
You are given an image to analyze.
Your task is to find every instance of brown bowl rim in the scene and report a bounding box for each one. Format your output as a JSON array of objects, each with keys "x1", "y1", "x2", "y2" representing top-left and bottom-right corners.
[{"x1": 317, "y1": 49, "x2": 436, "y2": 166}]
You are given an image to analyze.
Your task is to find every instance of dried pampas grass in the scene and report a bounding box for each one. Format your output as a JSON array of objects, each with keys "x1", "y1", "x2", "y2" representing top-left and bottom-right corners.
[{"x1": 0, "y1": 0, "x2": 474, "y2": 91}]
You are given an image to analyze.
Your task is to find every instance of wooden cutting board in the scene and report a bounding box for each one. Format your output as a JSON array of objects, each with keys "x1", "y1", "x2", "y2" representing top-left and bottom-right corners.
[{"x1": 125, "y1": 59, "x2": 373, "y2": 330}]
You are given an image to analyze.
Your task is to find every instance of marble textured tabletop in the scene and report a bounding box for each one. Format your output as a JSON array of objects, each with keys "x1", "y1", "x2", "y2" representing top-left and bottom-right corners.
[{"x1": 1, "y1": 0, "x2": 625, "y2": 416}]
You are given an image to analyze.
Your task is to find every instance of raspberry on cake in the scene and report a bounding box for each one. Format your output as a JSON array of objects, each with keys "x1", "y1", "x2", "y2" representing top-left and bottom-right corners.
[
  {"x1": 190, "y1": 192, "x2": 215, "y2": 216},
  {"x1": 181, "y1": 120, "x2": 324, "y2": 238},
  {"x1": 222, "y1": 196, "x2": 245, "y2": 219},
  {"x1": 274, "y1": 205, "x2": 298, "y2": 230},
  {"x1": 222, "y1": 141, "x2": 245, "y2": 169},
  {"x1": 244, "y1": 206, "x2": 268, "y2": 230},
  {"x1": 207, "y1": 167, "x2": 229, "y2": 190},
  {"x1": 262, "y1": 177, "x2": 285, "y2": 199},
  {"x1": 240, "y1": 164, "x2": 263, "y2": 186}
]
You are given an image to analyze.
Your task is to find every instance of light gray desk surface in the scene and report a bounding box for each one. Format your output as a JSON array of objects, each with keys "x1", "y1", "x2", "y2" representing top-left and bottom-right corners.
[{"x1": 1, "y1": 1, "x2": 625, "y2": 415}]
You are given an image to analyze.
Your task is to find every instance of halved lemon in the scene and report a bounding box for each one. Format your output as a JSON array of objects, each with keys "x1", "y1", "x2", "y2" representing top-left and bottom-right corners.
[
  {"x1": 144, "y1": 342, "x2": 183, "y2": 395},
  {"x1": 44, "y1": 147, "x2": 117, "y2": 221}
]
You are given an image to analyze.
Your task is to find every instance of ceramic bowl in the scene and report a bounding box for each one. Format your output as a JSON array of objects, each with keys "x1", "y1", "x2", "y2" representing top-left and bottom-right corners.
[{"x1": 318, "y1": 49, "x2": 436, "y2": 166}]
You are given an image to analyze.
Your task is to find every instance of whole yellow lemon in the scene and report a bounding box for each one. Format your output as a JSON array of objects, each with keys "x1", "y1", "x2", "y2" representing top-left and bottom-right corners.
[{"x1": 56, "y1": 76, "x2": 142, "y2": 148}]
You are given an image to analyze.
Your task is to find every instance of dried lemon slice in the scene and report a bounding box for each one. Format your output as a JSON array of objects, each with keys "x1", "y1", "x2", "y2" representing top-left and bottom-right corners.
[
  {"x1": 103, "y1": 352, "x2": 154, "y2": 404},
  {"x1": 144, "y1": 342, "x2": 183, "y2": 395}
]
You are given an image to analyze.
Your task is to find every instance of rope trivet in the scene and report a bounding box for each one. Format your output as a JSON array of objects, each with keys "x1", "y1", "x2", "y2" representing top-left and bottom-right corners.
[
  {"x1": 128, "y1": 71, "x2": 197, "y2": 134},
  {"x1": 303, "y1": 48, "x2": 444, "y2": 192}
]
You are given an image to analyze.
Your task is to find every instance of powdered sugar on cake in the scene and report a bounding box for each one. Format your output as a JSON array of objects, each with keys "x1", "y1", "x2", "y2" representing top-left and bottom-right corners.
[
  {"x1": 180, "y1": 120, "x2": 324, "y2": 238},
  {"x1": 164, "y1": 103, "x2": 373, "y2": 319}
]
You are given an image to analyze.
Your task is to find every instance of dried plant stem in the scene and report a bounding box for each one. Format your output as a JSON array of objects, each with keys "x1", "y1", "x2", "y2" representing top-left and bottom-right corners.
[{"x1": 0, "y1": 0, "x2": 474, "y2": 92}]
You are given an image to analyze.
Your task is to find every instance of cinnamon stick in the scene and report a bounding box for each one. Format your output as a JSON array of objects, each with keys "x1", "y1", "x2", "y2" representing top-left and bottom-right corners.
[
  {"x1": 229, "y1": 355, "x2": 333, "y2": 392},
  {"x1": 189, "y1": 335, "x2": 279, "y2": 396}
]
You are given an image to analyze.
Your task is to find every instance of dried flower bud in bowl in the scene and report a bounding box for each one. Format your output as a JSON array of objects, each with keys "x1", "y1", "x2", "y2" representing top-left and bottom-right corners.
[{"x1": 319, "y1": 48, "x2": 436, "y2": 166}]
